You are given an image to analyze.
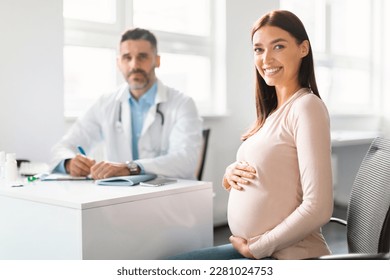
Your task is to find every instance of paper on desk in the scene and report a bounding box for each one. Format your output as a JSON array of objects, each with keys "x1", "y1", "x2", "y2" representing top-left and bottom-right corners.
[{"x1": 40, "y1": 173, "x2": 92, "y2": 181}]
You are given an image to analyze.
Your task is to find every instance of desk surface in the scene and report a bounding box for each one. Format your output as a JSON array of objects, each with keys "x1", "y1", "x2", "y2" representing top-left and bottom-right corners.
[
  {"x1": 331, "y1": 130, "x2": 381, "y2": 147},
  {"x1": 0, "y1": 179, "x2": 211, "y2": 210}
]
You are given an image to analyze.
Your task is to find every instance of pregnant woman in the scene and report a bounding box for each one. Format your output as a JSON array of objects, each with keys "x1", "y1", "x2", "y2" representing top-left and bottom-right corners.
[{"x1": 170, "y1": 9, "x2": 333, "y2": 260}]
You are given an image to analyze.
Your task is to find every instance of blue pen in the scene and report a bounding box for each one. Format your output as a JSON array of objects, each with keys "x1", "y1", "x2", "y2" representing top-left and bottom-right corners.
[{"x1": 77, "y1": 146, "x2": 86, "y2": 156}]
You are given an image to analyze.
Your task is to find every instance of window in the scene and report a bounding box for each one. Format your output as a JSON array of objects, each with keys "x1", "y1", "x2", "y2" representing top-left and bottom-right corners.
[
  {"x1": 133, "y1": 0, "x2": 210, "y2": 36},
  {"x1": 63, "y1": 0, "x2": 225, "y2": 118},
  {"x1": 63, "y1": 46, "x2": 117, "y2": 116},
  {"x1": 280, "y1": 0, "x2": 383, "y2": 115},
  {"x1": 64, "y1": 0, "x2": 117, "y2": 24}
]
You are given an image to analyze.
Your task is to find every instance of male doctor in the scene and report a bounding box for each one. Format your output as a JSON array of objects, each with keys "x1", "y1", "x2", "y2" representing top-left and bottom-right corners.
[{"x1": 51, "y1": 28, "x2": 203, "y2": 179}]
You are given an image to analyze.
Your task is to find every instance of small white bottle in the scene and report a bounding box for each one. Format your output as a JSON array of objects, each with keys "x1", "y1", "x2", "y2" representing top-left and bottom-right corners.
[
  {"x1": 5, "y1": 153, "x2": 18, "y2": 181},
  {"x1": 0, "y1": 151, "x2": 5, "y2": 179}
]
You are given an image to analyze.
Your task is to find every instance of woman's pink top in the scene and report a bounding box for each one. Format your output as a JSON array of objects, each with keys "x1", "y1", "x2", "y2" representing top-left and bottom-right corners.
[{"x1": 228, "y1": 88, "x2": 333, "y2": 259}]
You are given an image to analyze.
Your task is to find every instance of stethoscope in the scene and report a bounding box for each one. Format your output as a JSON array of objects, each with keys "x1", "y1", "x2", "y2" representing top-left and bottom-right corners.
[
  {"x1": 115, "y1": 102, "x2": 164, "y2": 132},
  {"x1": 156, "y1": 103, "x2": 165, "y2": 125}
]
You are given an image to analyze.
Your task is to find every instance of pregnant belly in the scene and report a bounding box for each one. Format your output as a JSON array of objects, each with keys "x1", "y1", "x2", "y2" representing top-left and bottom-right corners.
[{"x1": 227, "y1": 186, "x2": 283, "y2": 240}]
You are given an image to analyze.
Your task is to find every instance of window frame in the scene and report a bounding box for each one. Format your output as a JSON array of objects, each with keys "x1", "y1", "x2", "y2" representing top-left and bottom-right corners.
[
  {"x1": 280, "y1": 0, "x2": 382, "y2": 116},
  {"x1": 63, "y1": 0, "x2": 225, "y2": 119}
]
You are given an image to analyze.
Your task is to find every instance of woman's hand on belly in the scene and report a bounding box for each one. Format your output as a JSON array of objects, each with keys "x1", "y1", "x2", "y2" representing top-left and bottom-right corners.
[
  {"x1": 222, "y1": 161, "x2": 256, "y2": 191},
  {"x1": 229, "y1": 235, "x2": 255, "y2": 259}
]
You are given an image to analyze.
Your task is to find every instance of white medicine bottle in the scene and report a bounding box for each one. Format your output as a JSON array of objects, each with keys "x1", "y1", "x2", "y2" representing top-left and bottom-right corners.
[
  {"x1": 0, "y1": 151, "x2": 5, "y2": 179},
  {"x1": 5, "y1": 153, "x2": 18, "y2": 181}
]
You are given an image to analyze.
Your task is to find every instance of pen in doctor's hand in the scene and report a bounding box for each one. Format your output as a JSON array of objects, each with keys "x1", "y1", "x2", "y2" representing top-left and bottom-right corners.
[
  {"x1": 77, "y1": 146, "x2": 86, "y2": 156},
  {"x1": 68, "y1": 148, "x2": 95, "y2": 177}
]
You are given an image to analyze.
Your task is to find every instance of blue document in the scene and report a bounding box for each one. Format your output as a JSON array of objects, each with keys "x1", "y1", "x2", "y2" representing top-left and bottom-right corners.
[{"x1": 95, "y1": 174, "x2": 157, "y2": 186}]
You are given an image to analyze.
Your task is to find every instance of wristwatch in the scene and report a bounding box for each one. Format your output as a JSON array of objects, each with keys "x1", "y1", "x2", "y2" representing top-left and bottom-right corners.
[{"x1": 126, "y1": 161, "x2": 140, "y2": 175}]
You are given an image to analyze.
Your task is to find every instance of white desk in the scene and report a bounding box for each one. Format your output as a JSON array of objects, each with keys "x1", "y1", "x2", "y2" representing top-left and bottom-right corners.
[
  {"x1": 0, "y1": 179, "x2": 213, "y2": 260},
  {"x1": 331, "y1": 130, "x2": 380, "y2": 147}
]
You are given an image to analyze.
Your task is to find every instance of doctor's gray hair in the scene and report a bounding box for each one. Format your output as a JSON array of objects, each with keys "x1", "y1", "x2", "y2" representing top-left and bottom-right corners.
[{"x1": 120, "y1": 28, "x2": 158, "y2": 52}]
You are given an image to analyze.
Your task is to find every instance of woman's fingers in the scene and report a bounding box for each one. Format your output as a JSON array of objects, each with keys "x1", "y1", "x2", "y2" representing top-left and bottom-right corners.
[
  {"x1": 236, "y1": 162, "x2": 256, "y2": 176},
  {"x1": 228, "y1": 179, "x2": 243, "y2": 191},
  {"x1": 223, "y1": 161, "x2": 256, "y2": 191},
  {"x1": 233, "y1": 168, "x2": 256, "y2": 182},
  {"x1": 231, "y1": 174, "x2": 250, "y2": 184}
]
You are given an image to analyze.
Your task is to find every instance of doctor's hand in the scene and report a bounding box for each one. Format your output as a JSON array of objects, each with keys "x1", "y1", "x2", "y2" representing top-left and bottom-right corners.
[
  {"x1": 90, "y1": 161, "x2": 130, "y2": 179},
  {"x1": 65, "y1": 154, "x2": 96, "y2": 177},
  {"x1": 222, "y1": 161, "x2": 256, "y2": 191},
  {"x1": 229, "y1": 235, "x2": 255, "y2": 259}
]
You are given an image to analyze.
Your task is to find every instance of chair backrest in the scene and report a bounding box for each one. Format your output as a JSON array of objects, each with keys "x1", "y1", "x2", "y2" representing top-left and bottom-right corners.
[
  {"x1": 346, "y1": 137, "x2": 390, "y2": 254},
  {"x1": 196, "y1": 128, "x2": 211, "y2": 181}
]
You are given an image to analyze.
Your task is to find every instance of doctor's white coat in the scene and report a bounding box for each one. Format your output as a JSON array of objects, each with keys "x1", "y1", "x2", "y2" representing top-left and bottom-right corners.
[{"x1": 51, "y1": 80, "x2": 203, "y2": 179}]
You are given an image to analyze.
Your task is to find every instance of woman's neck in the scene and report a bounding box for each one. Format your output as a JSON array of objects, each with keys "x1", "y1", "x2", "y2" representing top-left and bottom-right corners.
[{"x1": 275, "y1": 85, "x2": 301, "y2": 109}]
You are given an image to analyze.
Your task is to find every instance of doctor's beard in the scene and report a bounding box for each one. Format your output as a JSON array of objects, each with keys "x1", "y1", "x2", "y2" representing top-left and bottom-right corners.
[{"x1": 126, "y1": 68, "x2": 151, "y2": 91}]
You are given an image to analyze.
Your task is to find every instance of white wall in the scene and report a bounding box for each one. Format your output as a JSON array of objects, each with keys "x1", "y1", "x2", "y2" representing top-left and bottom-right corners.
[
  {"x1": 0, "y1": 0, "x2": 64, "y2": 162},
  {"x1": 382, "y1": 0, "x2": 390, "y2": 136}
]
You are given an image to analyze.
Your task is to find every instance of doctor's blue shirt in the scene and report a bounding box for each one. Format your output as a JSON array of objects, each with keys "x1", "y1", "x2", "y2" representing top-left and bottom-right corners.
[{"x1": 128, "y1": 82, "x2": 157, "y2": 160}]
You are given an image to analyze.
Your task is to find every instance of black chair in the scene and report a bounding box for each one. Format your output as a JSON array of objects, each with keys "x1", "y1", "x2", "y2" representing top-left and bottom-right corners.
[
  {"x1": 196, "y1": 128, "x2": 211, "y2": 181},
  {"x1": 317, "y1": 137, "x2": 390, "y2": 260}
]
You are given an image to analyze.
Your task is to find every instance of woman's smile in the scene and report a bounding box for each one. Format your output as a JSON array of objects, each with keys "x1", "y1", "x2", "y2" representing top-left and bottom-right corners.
[{"x1": 263, "y1": 67, "x2": 282, "y2": 76}]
